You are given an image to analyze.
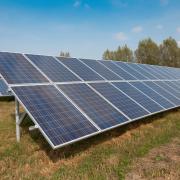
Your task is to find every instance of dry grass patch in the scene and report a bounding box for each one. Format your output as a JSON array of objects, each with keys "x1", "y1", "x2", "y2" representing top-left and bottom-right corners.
[{"x1": 0, "y1": 100, "x2": 180, "y2": 179}]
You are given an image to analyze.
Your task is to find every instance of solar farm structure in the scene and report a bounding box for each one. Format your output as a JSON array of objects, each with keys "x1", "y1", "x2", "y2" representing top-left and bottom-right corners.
[{"x1": 0, "y1": 52, "x2": 180, "y2": 149}]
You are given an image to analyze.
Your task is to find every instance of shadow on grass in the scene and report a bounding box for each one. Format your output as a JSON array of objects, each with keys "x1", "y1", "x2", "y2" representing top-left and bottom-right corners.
[{"x1": 20, "y1": 108, "x2": 179, "y2": 163}]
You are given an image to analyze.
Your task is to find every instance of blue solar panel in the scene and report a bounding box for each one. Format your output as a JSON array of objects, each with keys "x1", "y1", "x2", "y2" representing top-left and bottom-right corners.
[
  {"x1": 57, "y1": 57, "x2": 103, "y2": 81},
  {"x1": 0, "y1": 79, "x2": 11, "y2": 96},
  {"x1": 142, "y1": 65, "x2": 166, "y2": 79},
  {"x1": 155, "y1": 81, "x2": 180, "y2": 99},
  {"x1": 167, "y1": 81, "x2": 180, "y2": 92},
  {"x1": 130, "y1": 82, "x2": 174, "y2": 109},
  {"x1": 58, "y1": 83, "x2": 129, "y2": 129},
  {"x1": 144, "y1": 81, "x2": 180, "y2": 106},
  {"x1": 152, "y1": 66, "x2": 173, "y2": 80},
  {"x1": 80, "y1": 59, "x2": 122, "y2": 80},
  {"x1": 0, "y1": 52, "x2": 48, "y2": 84},
  {"x1": 99, "y1": 61, "x2": 136, "y2": 80},
  {"x1": 26, "y1": 54, "x2": 81, "y2": 82},
  {"x1": 114, "y1": 61, "x2": 148, "y2": 80},
  {"x1": 112, "y1": 82, "x2": 163, "y2": 113},
  {"x1": 127, "y1": 63, "x2": 158, "y2": 80},
  {"x1": 89, "y1": 82, "x2": 149, "y2": 119},
  {"x1": 12, "y1": 85, "x2": 98, "y2": 147}
]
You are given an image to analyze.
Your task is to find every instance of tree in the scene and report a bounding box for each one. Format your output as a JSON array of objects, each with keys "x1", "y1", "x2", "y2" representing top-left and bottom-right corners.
[
  {"x1": 60, "y1": 51, "x2": 70, "y2": 57},
  {"x1": 135, "y1": 38, "x2": 160, "y2": 65},
  {"x1": 102, "y1": 45, "x2": 133, "y2": 62},
  {"x1": 159, "y1": 37, "x2": 180, "y2": 67}
]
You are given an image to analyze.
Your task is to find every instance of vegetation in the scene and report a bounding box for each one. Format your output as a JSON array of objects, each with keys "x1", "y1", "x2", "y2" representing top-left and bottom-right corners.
[
  {"x1": 103, "y1": 37, "x2": 180, "y2": 67},
  {"x1": 0, "y1": 100, "x2": 179, "y2": 179},
  {"x1": 59, "y1": 51, "x2": 70, "y2": 57},
  {"x1": 103, "y1": 45, "x2": 133, "y2": 62}
]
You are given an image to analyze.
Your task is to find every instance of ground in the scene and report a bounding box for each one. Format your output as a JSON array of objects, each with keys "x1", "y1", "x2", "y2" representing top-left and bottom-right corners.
[{"x1": 0, "y1": 99, "x2": 180, "y2": 179}]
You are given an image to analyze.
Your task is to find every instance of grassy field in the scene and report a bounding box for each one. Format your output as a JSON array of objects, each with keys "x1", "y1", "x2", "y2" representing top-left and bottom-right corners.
[{"x1": 0, "y1": 100, "x2": 180, "y2": 179}]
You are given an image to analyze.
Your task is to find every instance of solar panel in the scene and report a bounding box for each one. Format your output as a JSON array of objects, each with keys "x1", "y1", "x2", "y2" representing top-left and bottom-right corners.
[
  {"x1": 114, "y1": 61, "x2": 148, "y2": 80},
  {"x1": 57, "y1": 57, "x2": 103, "y2": 81},
  {"x1": 80, "y1": 59, "x2": 122, "y2": 80},
  {"x1": 155, "y1": 81, "x2": 180, "y2": 99},
  {"x1": 89, "y1": 82, "x2": 149, "y2": 119},
  {"x1": 99, "y1": 61, "x2": 136, "y2": 80},
  {"x1": 0, "y1": 79, "x2": 11, "y2": 96},
  {"x1": 142, "y1": 65, "x2": 166, "y2": 79},
  {"x1": 130, "y1": 82, "x2": 174, "y2": 109},
  {"x1": 127, "y1": 63, "x2": 158, "y2": 80},
  {"x1": 1, "y1": 51, "x2": 180, "y2": 149},
  {"x1": 12, "y1": 85, "x2": 98, "y2": 148},
  {"x1": 112, "y1": 82, "x2": 163, "y2": 113},
  {"x1": 144, "y1": 81, "x2": 180, "y2": 106},
  {"x1": 58, "y1": 83, "x2": 129, "y2": 129},
  {"x1": 26, "y1": 54, "x2": 81, "y2": 82},
  {"x1": 0, "y1": 52, "x2": 48, "y2": 84}
]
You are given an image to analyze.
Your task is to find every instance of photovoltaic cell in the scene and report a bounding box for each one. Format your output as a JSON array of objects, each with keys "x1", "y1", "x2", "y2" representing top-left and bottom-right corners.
[
  {"x1": 57, "y1": 57, "x2": 103, "y2": 81},
  {"x1": 80, "y1": 59, "x2": 122, "y2": 80},
  {"x1": 89, "y1": 82, "x2": 149, "y2": 119},
  {"x1": 12, "y1": 85, "x2": 98, "y2": 147},
  {"x1": 130, "y1": 82, "x2": 174, "y2": 109},
  {"x1": 0, "y1": 52, "x2": 48, "y2": 84},
  {"x1": 99, "y1": 61, "x2": 136, "y2": 80},
  {"x1": 58, "y1": 83, "x2": 129, "y2": 129},
  {"x1": 113, "y1": 82, "x2": 163, "y2": 113},
  {"x1": 114, "y1": 61, "x2": 148, "y2": 80},
  {"x1": 144, "y1": 81, "x2": 180, "y2": 106},
  {"x1": 26, "y1": 54, "x2": 81, "y2": 82}
]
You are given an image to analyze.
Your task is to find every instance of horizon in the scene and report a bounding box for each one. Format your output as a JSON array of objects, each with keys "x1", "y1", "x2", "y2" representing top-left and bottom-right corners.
[{"x1": 0, "y1": 0, "x2": 180, "y2": 59}]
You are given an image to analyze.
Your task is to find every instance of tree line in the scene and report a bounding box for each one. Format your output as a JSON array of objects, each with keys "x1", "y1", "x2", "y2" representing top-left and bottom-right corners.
[{"x1": 103, "y1": 37, "x2": 180, "y2": 67}]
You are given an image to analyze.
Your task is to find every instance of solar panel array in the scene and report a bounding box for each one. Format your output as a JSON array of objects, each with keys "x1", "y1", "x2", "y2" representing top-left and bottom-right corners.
[{"x1": 0, "y1": 51, "x2": 180, "y2": 149}]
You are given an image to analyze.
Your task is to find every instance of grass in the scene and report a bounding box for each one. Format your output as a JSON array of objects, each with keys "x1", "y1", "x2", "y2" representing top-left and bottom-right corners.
[{"x1": 0, "y1": 100, "x2": 180, "y2": 179}]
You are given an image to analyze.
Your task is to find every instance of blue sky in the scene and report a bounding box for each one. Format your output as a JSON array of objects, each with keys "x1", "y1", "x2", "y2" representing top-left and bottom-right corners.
[{"x1": 0, "y1": 0, "x2": 180, "y2": 59}]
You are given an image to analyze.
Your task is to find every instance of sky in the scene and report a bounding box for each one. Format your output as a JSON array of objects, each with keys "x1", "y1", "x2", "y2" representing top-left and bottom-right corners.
[{"x1": 0, "y1": 0, "x2": 180, "y2": 59}]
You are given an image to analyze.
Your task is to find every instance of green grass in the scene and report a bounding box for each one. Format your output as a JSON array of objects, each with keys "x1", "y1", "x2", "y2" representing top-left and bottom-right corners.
[{"x1": 0, "y1": 101, "x2": 180, "y2": 179}]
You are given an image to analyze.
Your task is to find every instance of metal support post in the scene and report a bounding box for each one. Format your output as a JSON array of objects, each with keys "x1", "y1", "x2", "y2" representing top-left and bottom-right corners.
[{"x1": 15, "y1": 98, "x2": 20, "y2": 142}]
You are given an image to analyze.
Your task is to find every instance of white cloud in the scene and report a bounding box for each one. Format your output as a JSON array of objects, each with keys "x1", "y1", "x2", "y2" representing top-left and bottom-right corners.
[
  {"x1": 73, "y1": 1, "x2": 81, "y2": 8},
  {"x1": 132, "y1": 26, "x2": 143, "y2": 33},
  {"x1": 177, "y1": 27, "x2": 180, "y2": 33},
  {"x1": 156, "y1": 24, "x2": 163, "y2": 30},
  {"x1": 178, "y1": 41, "x2": 180, "y2": 47},
  {"x1": 160, "y1": 0, "x2": 169, "y2": 6},
  {"x1": 115, "y1": 32, "x2": 128, "y2": 41}
]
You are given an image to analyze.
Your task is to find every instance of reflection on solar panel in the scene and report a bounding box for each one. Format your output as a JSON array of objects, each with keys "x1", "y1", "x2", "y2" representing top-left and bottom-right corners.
[
  {"x1": 58, "y1": 83, "x2": 129, "y2": 129},
  {"x1": 12, "y1": 85, "x2": 98, "y2": 147},
  {"x1": 0, "y1": 51, "x2": 180, "y2": 149},
  {"x1": 0, "y1": 52, "x2": 48, "y2": 84},
  {"x1": 26, "y1": 54, "x2": 81, "y2": 82},
  {"x1": 0, "y1": 79, "x2": 11, "y2": 96},
  {"x1": 112, "y1": 82, "x2": 163, "y2": 113},
  {"x1": 80, "y1": 59, "x2": 122, "y2": 80},
  {"x1": 89, "y1": 82, "x2": 149, "y2": 119},
  {"x1": 57, "y1": 57, "x2": 103, "y2": 81},
  {"x1": 99, "y1": 61, "x2": 136, "y2": 80}
]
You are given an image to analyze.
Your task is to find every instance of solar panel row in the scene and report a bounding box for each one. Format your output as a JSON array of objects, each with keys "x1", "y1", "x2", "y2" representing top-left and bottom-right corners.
[{"x1": 0, "y1": 51, "x2": 180, "y2": 149}]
